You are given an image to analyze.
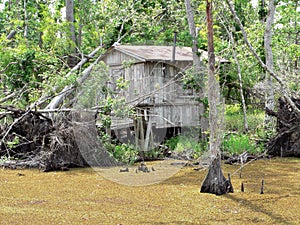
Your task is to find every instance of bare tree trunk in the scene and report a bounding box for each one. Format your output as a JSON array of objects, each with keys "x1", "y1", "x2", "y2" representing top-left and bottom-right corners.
[
  {"x1": 23, "y1": 0, "x2": 28, "y2": 38},
  {"x1": 206, "y1": 0, "x2": 219, "y2": 159},
  {"x1": 184, "y1": 0, "x2": 208, "y2": 140},
  {"x1": 184, "y1": 0, "x2": 202, "y2": 74},
  {"x1": 225, "y1": 0, "x2": 300, "y2": 118},
  {"x1": 200, "y1": 0, "x2": 233, "y2": 195},
  {"x1": 264, "y1": 0, "x2": 276, "y2": 128},
  {"x1": 77, "y1": 0, "x2": 83, "y2": 49},
  {"x1": 66, "y1": 0, "x2": 77, "y2": 67},
  {"x1": 294, "y1": 1, "x2": 299, "y2": 69},
  {"x1": 144, "y1": 112, "x2": 152, "y2": 153}
]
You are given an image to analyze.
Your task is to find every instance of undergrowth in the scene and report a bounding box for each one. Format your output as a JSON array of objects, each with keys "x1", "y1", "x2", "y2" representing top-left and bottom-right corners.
[
  {"x1": 223, "y1": 104, "x2": 270, "y2": 156},
  {"x1": 165, "y1": 135, "x2": 207, "y2": 159},
  {"x1": 101, "y1": 104, "x2": 271, "y2": 162}
]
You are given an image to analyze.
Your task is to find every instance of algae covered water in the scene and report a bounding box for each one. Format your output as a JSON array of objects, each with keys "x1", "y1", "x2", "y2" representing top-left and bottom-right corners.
[{"x1": 0, "y1": 157, "x2": 299, "y2": 224}]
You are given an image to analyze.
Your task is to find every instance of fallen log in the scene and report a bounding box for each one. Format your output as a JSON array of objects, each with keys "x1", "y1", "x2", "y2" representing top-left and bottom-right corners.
[
  {"x1": 34, "y1": 45, "x2": 103, "y2": 108},
  {"x1": 44, "y1": 54, "x2": 103, "y2": 110}
]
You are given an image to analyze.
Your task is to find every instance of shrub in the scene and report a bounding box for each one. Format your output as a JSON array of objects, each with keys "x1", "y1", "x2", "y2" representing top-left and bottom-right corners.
[
  {"x1": 222, "y1": 133, "x2": 262, "y2": 155},
  {"x1": 165, "y1": 135, "x2": 207, "y2": 159},
  {"x1": 117, "y1": 143, "x2": 139, "y2": 164}
]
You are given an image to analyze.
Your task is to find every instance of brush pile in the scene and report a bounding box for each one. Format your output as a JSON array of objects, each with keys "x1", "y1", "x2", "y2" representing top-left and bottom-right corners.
[
  {"x1": 267, "y1": 98, "x2": 300, "y2": 157},
  {"x1": 0, "y1": 106, "x2": 117, "y2": 171}
]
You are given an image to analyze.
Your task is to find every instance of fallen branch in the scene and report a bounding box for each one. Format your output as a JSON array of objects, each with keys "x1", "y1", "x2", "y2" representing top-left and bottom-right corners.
[
  {"x1": 34, "y1": 45, "x2": 103, "y2": 108},
  {"x1": 0, "y1": 92, "x2": 16, "y2": 104},
  {"x1": 231, "y1": 152, "x2": 268, "y2": 177},
  {"x1": 0, "y1": 109, "x2": 31, "y2": 158},
  {"x1": 45, "y1": 54, "x2": 103, "y2": 110}
]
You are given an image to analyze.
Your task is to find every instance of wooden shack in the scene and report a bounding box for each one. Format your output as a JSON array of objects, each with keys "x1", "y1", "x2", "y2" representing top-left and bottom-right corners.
[{"x1": 99, "y1": 45, "x2": 227, "y2": 150}]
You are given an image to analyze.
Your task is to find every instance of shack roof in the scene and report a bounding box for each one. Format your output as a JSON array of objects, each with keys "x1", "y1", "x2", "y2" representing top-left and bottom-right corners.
[{"x1": 101, "y1": 45, "x2": 229, "y2": 63}]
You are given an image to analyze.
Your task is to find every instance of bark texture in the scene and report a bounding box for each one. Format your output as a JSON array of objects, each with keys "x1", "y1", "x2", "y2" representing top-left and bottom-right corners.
[
  {"x1": 184, "y1": 0, "x2": 208, "y2": 140},
  {"x1": 66, "y1": 0, "x2": 77, "y2": 67},
  {"x1": 264, "y1": 0, "x2": 275, "y2": 127},
  {"x1": 200, "y1": 0, "x2": 233, "y2": 195},
  {"x1": 201, "y1": 158, "x2": 234, "y2": 195}
]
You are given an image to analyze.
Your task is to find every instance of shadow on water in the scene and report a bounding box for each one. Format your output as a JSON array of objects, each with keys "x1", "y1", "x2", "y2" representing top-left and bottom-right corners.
[{"x1": 225, "y1": 194, "x2": 291, "y2": 225}]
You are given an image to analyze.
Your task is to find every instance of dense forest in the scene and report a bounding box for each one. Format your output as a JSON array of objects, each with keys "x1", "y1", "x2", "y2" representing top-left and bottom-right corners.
[{"x1": 0, "y1": 0, "x2": 299, "y2": 193}]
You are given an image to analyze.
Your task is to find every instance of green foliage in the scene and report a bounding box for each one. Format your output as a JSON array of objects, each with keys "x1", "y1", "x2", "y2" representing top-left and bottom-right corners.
[
  {"x1": 0, "y1": 0, "x2": 298, "y2": 164},
  {"x1": 223, "y1": 105, "x2": 268, "y2": 155},
  {"x1": 225, "y1": 104, "x2": 242, "y2": 115},
  {"x1": 164, "y1": 135, "x2": 180, "y2": 151},
  {"x1": 116, "y1": 77, "x2": 130, "y2": 92},
  {"x1": 7, "y1": 135, "x2": 20, "y2": 149},
  {"x1": 107, "y1": 143, "x2": 138, "y2": 165},
  {"x1": 165, "y1": 135, "x2": 207, "y2": 159},
  {"x1": 183, "y1": 67, "x2": 205, "y2": 92},
  {"x1": 0, "y1": 41, "x2": 65, "y2": 105},
  {"x1": 222, "y1": 133, "x2": 262, "y2": 155},
  {"x1": 225, "y1": 104, "x2": 265, "y2": 132}
]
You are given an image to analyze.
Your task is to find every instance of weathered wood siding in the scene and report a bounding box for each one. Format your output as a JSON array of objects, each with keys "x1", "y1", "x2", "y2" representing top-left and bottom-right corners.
[
  {"x1": 101, "y1": 49, "x2": 200, "y2": 129},
  {"x1": 101, "y1": 50, "x2": 140, "y2": 66}
]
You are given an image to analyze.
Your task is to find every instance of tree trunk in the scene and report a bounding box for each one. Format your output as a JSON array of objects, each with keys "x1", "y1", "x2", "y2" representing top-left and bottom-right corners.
[
  {"x1": 77, "y1": 0, "x2": 83, "y2": 49},
  {"x1": 200, "y1": 158, "x2": 233, "y2": 195},
  {"x1": 184, "y1": 0, "x2": 208, "y2": 140},
  {"x1": 23, "y1": 0, "x2": 28, "y2": 38},
  {"x1": 200, "y1": 0, "x2": 233, "y2": 195},
  {"x1": 264, "y1": 0, "x2": 275, "y2": 128},
  {"x1": 225, "y1": 0, "x2": 300, "y2": 118},
  {"x1": 66, "y1": 0, "x2": 77, "y2": 67},
  {"x1": 34, "y1": 45, "x2": 102, "y2": 108},
  {"x1": 294, "y1": 1, "x2": 299, "y2": 69}
]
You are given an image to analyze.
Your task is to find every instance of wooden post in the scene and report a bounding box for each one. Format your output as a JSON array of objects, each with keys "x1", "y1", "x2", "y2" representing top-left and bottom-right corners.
[
  {"x1": 134, "y1": 114, "x2": 139, "y2": 151},
  {"x1": 144, "y1": 112, "x2": 153, "y2": 153}
]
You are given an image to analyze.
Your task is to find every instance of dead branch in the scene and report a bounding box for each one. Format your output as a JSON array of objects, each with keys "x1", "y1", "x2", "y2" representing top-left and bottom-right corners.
[
  {"x1": 34, "y1": 45, "x2": 103, "y2": 107},
  {"x1": 45, "y1": 54, "x2": 103, "y2": 110},
  {"x1": 0, "y1": 109, "x2": 31, "y2": 157},
  {"x1": 0, "y1": 92, "x2": 16, "y2": 104}
]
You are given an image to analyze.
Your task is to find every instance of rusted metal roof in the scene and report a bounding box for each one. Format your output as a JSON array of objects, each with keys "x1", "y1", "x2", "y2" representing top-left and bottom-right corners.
[{"x1": 108, "y1": 45, "x2": 229, "y2": 63}]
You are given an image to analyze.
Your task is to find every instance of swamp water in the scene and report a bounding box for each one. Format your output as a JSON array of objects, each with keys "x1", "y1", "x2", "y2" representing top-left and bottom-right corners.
[{"x1": 0, "y1": 157, "x2": 299, "y2": 224}]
